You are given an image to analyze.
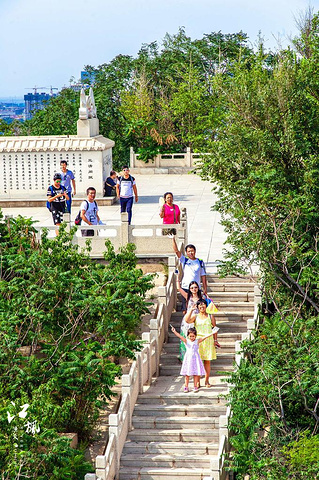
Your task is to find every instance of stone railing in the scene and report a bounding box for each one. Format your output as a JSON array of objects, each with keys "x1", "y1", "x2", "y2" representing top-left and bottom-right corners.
[
  {"x1": 85, "y1": 270, "x2": 177, "y2": 480},
  {"x1": 235, "y1": 284, "x2": 262, "y2": 366},
  {"x1": 129, "y1": 147, "x2": 206, "y2": 173},
  {"x1": 33, "y1": 210, "x2": 188, "y2": 258}
]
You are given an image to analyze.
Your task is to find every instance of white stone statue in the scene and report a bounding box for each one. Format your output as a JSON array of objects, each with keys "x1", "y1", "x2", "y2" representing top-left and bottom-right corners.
[
  {"x1": 78, "y1": 87, "x2": 97, "y2": 120},
  {"x1": 89, "y1": 87, "x2": 97, "y2": 118},
  {"x1": 79, "y1": 88, "x2": 88, "y2": 120}
]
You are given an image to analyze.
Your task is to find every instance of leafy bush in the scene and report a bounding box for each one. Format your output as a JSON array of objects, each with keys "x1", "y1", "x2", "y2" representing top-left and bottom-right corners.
[{"x1": 0, "y1": 212, "x2": 154, "y2": 477}]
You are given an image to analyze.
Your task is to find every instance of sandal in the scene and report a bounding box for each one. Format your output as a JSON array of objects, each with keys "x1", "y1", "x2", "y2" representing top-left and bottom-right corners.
[
  {"x1": 184, "y1": 386, "x2": 189, "y2": 393},
  {"x1": 193, "y1": 387, "x2": 199, "y2": 393},
  {"x1": 205, "y1": 383, "x2": 212, "y2": 388}
]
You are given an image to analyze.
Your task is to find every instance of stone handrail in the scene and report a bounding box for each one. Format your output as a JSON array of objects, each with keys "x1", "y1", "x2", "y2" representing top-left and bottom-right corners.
[
  {"x1": 129, "y1": 146, "x2": 208, "y2": 171},
  {"x1": 86, "y1": 270, "x2": 177, "y2": 480},
  {"x1": 32, "y1": 211, "x2": 187, "y2": 258}
]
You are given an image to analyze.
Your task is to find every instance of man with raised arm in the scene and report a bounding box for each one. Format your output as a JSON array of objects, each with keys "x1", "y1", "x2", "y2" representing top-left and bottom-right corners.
[{"x1": 172, "y1": 236, "x2": 207, "y2": 313}]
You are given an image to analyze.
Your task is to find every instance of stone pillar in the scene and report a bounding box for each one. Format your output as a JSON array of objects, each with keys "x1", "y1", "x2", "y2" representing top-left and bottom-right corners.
[
  {"x1": 64, "y1": 213, "x2": 71, "y2": 233},
  {"x1": 142, "y1": 332, "x2": 152, "y2": 384},
  {"x1": 130, "y1": 147, "x2": 135, "y2": 169},
  {"x1": 120, "y1": 212, "x2": 129, "y2": 246},
  {"x1": 186, "y1": 147, "x2": 191, "y2": 167},
  {"x1": 76, "y1": 118, "x2": 99, "y2": 137},
  {"x1": 108, "y1": 414, "x2": 120, "y2": 478},
  {"x1": 150, "y1": 317, "x2": 159, "y2": 377},
  {"x1": 158, "y1": 286, "x2": 168, "y2": 342}
]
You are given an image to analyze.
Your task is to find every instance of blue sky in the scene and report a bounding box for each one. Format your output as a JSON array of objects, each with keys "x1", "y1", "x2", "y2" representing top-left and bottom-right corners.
[{"x1": 0, "y1": 0, "x2": 318, "y2": 98}]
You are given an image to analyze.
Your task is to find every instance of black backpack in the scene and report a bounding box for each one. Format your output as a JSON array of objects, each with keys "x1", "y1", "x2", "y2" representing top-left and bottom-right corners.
[{"x1": 74, "y1": 200, "x2": 97, "y2": 225}]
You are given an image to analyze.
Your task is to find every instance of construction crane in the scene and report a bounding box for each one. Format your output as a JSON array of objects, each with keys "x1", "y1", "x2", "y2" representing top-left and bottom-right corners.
[
  {"x1": 24, "y1": 86, "x2": 59, "y2": 95},
  {"x1": 47, "y1": 86, "x2": 59, "y2": 96},
  {"x1": 24, "y1": 86, "x2": 46, "y2": 95}
]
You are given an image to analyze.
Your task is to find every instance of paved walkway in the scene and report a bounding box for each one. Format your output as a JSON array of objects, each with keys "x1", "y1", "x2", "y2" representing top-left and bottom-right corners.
[{"x1": 1, "y1": 173, "x2": 227, "y2": 272}]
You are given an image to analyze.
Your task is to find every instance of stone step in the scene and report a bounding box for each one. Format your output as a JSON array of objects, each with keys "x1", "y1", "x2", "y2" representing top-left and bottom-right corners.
[
  {"x1": 136, "y1": 392, "x2": 227, "y2": 406},
  {"x1": 160, "y1": 363, "x2": 234, "y2": 376},
  {"x1": 119, "y1": 466, "x2": 213, "y2": 480},
  {"x1": 170, "y1": 311, "x2": 253, "y2": 322},
  {"x1": 206, "y1": 274, "x2": 257, "y2": 284},
  {"x1": 208, "y1": 282, "x2": 255, "y2": 292},
  {"x1": 133, "y1": 404, "x2": 226, "y2": 417},
  {"x1": 167, "y1": 331, "x2": 243, "y2": 343},
  {"x1": 163, "y1": 341, "x2": 236, "y2": 353},
  {"x1": 168, "y1": 321, "x2": 249, "y2": 334},
  {"x1": 120, "y1": 453, "x2": 211, "y2": 468},
  {"x1": 122, "y1": 441, "x2": 219, "y2": 456},
  {"x1": 207, "y1": 291, "x2": 255, "y2": 302},
  {"x1": 127, "y1": 428, "x2": 219, "y2": 443},
  {"x1": 211, "y1": 302, "x2": 254, "y2": 313},
  {"x1": 159, "y1": 352, "x2": 235, "y2": 366},
  {"x1": 132, "y1": 416, "x2": 218, "y2": 430}
]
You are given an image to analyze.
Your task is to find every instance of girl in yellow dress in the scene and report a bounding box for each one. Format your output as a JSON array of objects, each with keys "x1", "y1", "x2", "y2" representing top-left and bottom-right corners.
[{"x1": 184, "y1": 299, "x2": 219, "y2": 387}]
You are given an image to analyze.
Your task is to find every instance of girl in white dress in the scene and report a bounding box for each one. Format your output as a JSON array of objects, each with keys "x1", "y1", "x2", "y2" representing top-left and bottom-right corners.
[{"x1": 171, "y1": 326, "x2": 217, "y2": 392}]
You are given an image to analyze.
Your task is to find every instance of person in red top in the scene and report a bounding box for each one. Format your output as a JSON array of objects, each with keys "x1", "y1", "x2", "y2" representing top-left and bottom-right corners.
[{"x1": 159, "y1": 192, "x2": 180, "y2": 224}]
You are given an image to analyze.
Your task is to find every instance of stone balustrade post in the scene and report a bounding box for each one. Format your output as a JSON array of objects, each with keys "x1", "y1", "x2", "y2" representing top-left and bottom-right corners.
[
  {"x1": 158, "y1": 286, "x2": 169, "y2": 342},
  {"x1": 168, "y1": 255, "x2": 177, "y2": 276},
  {"x1": 136, "y1": 351, "x2": 144, "y2": 394},
  {"x1": 64, "y1": 213, "x2": 71, "y2": 233},
  {"x1": 121, "y1": 374, "x2": 133, "y2": 430},
  {"x1": 130, "y1": 146, "x2": 135, "y2": 169},
  {"x1": 108, "y1": 414, "x2": 120, "y2": 478},
  {"x1": 186, "y1": 146, "x2": 192, "y2": 167},
  {"x1": 120, "y1": 212, "x2": 129, "y2": 246},
  {"x1": 150, "y1": 318, "x2": 159, "y2": 376},
  {"x1": 254, "y1": 284, "x2": 262, "y2": 307},
  {"x1": 179, "y1": 207, "x2": 188, "y2": 245},
  {"x1": 142, "y1": 332, "x2": 152, "y2": 384}
]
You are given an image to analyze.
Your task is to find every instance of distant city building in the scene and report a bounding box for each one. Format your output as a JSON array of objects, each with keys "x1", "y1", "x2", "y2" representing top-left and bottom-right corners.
[
  {"x1": 24, "y1": 92, "x2": 56, "y2": 120},
  {"x1": 81, "y1": 71, "x2": 96, "y2": 84},
  {"x1": 0, "y1": 102, "x2": 24, "y2": 122}
]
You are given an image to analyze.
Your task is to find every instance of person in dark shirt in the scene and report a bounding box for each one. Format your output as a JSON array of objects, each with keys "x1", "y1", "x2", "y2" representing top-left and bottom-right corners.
[
  {"x1": 104, "y1": 171, "x2": 117, "y2": 196},
  {"x1": 47, "y1": 173, "x2": 69, "y2": 235}
]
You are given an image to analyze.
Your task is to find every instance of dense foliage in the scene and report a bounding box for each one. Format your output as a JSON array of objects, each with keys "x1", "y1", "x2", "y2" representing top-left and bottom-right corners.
[
  {"x1": 197, "y1": 11, "x2": 319, "y2": 480},
  {"x1": 0, "y1": 213, "x2": 153, "y2": 478}
]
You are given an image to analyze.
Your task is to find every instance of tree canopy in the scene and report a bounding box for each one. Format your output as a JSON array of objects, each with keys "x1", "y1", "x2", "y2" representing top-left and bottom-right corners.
[
  {"x1": 1, "y1": 27, "x2": 253, "y2": 168},
  {"x1": 0, "y1": 214, "x2": 153, "y2": 478},
  {"x1": 197, "y1": 11, "x2": 319, "y2": 479}
]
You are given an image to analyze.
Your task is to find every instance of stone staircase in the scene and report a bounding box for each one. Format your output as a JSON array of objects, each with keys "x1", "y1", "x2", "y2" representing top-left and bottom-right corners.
[{"x1": 118, "y1": 275, "x2": 255, "y2": 480}]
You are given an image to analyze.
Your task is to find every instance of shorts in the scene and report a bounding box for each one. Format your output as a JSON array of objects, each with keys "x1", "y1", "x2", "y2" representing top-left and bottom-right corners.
[
  {"x1": 51, "y1": 207, "x2": 64, "y2": 225},
  {"x1": 81, "y1": 229, "x2": 94, "y2": 237}
]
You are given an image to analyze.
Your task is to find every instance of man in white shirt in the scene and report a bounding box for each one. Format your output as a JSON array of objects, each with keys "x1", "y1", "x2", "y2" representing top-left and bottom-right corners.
[
  {"x1": 172, "y1": 236, "x2": 207, "y2": 313},
  {"x1": 116, "y1": 165, "x2": 138, "y2": 225},
  {"x1": 80, "y1": 187, "x2": 100, "y2": 237}
]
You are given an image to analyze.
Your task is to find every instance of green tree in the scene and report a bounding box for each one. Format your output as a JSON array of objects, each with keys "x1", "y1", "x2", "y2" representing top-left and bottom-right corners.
[
  {"x1": 198, "y1": 12, "x2": 319, "y2": 479},
  {"x1": 0, "y1": 212, "x2": 153, "y2": 477}
]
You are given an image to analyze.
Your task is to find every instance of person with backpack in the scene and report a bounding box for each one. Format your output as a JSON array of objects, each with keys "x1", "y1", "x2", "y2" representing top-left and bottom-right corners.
[
  {"x1": 104, "y1": 170, "x2": 117, "y2": 196},
  {"x1": 116, "y1": 166, "x2": 138, "y2": 225},
  {"x1": 172, "y1": 236, "x2": 208, "y2": 314},
  {"x1": 80, "y1": 187, "x2": 100, "y2": 237},
  {"x1": 47, "y1": 173, "x2": 69, "y2": 235},
  {"x1": 59, "y1": 160, "x2": 76, "y2": 213}
]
